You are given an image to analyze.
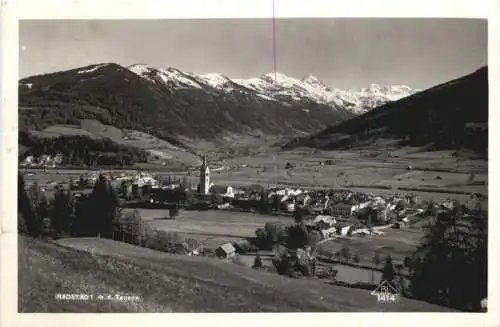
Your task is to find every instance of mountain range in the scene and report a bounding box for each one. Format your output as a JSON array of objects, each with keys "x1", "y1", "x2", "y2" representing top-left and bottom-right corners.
[
  {"x1": 18, "y1": 62, "x2": 486, "y2": 166},
  {"x1": 18, "y1": 63, "x2": 419, "y2": 160},
  {"x1": 128, "y1": 63, "x2": 419, "y2": 115}
]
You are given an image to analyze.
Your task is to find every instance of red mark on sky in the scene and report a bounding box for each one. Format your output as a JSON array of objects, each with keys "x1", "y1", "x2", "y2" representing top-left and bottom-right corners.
[{"x1": 272, "y1": 0, "x2": 277, "y2": 82}]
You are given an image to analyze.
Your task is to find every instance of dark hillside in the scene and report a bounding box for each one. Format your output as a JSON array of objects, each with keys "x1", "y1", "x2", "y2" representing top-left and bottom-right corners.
[
  {"x1": 284, "y1": 67, "x2": 488, "y2": 154},
  {"x1": 19, "y1": 63, "x2": 353, "y2": 151}
]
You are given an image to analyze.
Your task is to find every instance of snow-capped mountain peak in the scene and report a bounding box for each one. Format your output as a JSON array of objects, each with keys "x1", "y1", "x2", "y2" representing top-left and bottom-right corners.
[
  {"x1": 302, "y1": 75, "x2": 329, "y2": 88},
  {"x1": 128, "y1": 63, "x2": 153, "y2": 76},
  {"x1": 129, "y1": 64, "x2": 204, "y2": 89},
  {"x1": 199, "y1": 73, "x2": 232, "y2": 88}
]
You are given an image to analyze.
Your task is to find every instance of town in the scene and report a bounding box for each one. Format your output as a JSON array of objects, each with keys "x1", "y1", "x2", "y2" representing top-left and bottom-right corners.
[{"x1": 18, "y1": 149, "x2": 488, "y2": 312}]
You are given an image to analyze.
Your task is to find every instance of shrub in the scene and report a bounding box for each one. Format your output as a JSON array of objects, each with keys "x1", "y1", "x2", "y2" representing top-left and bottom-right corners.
[
  {"x1": 308, "y1": 230, "x2": 321, "y2": 249},
  {"x1": 183, "y1": 237, "x2": 200, "y2": 253},
  {"x1": 264, "y1": 222, "x2": 284, "y2": 244},
  {"x1": 149, "y1": 230, "x2": 186, "y2": 254},
  {"x1": 234, "y1": 240, "x2": 251, "y2": 253},
  {"x1": 340, "y1": 247, "x2": 350, "y2": 263},
  {"x1": 353, "y1": 254, "x2": 360, "y2": 264},
  {"x1": 112, "y1": 209, "x2": 149, "y2": 245},
  {"x1": 255, "y1": 228, "x2": 269, "y2": 249}
]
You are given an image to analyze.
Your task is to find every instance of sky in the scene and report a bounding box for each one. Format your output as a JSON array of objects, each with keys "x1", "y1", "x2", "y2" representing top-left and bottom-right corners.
[{"x1": 19, "y1": 18, "x2": 487, "y2": 90}]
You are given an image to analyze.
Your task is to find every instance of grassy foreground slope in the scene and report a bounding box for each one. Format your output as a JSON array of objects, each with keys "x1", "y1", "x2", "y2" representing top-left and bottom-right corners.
[{"x1": 19, "y1": 236, "x2": 452, "y2": 313}]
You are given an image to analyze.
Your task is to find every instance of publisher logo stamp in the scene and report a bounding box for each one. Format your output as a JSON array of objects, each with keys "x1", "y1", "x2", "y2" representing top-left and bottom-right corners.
[{"x1": 370, "y1": 280, "x2": 400, "y2": 304}]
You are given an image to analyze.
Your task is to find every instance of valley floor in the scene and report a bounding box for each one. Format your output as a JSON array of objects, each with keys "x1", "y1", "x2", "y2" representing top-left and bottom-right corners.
[{"x1": 208, "y1": 146, "x2": 487, "y2": 205}]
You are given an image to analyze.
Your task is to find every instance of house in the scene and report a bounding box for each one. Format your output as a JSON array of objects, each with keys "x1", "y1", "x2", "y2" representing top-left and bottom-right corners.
[
  {"x1": 133, "y1": 172, "x2": 158, "y2": 187},
  {"x1": 312, "y1": 215, "x2": 336, "y2": 230},
  {"x1": 54, "y1": 153, "x2": 64, "y2": 165},
  {"x1": 331, "y1": 203, "x2": 357, "y2": 217},
  {"x1": 295, "y1": 193, "x2": 312, "y2": 207},
  {"x1": 215, "y1": 243, "x2": 237, "y2": 259},
  {"x1": 282, "y1": 198, "x2": 296, "y2": 212},
  {"x1": 331, "y1": 200, "x2": 372, "y2": 217},
  {"x1": 340, "y1": 225, "x2": 352, "y2": 236},
  {"x1": 209, "y1": 184, "x2": 235, "y2": 198},
  {"x1": 320, "y1": 227, "x2": 337, "y2": 239}
]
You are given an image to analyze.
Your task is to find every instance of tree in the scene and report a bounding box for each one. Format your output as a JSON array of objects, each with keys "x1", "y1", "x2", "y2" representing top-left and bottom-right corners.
[
  {"x1": 211, "y1": 193, "x2": 223, "y2": 206},
  {"x1": 255, "y1": 228, "x2": 268, "y2": 249},
  {"x1": 307, "y1": 230, "x2": 321, "y2": 252},
  {"x1": 52, "y1": 187, "x2": 74, "y2": 238},
  {"x1": 273, "y1": 195, "x2": 281, "y2": 212},
  {"x1": 395, "y1": 263, "x2": 405, "y2": 292},
  {"x1": 28, "y1": 182, "x2": 51, "y2": 234},
  {"x1": 258, "y1": 191, "x2": 270, "y2": 214},
  {"x1": 72, "y1": 194, "x2": 92, "y2": 236},
  {"x1": 18, "y1": 173, "x2": 40, "y2": 236},
  {"x1": 78, "y1": 175, "x2": 87, "y2": 189},
  {"x1": 181, "y1": 175, "x2": 189, "y2": 190},
  {"x1": 372, "y1": 250, "x2": 382, "y2": 284},
  {"x1": 409, "y1": 204, "x2": 487, "y2": 311},
  {"x1": 265, "y1": 223, "x2": 284, "y2": 246},
  {"x1": 169, "y1": 205, "x2": 179, "y2": 220},
  {"x1": 293, "y1": 207, "x2": 305, "y2": 224},
  {"x1": 88, "y1": 174, "x2": 120, "y2": 238},
  {"x1": 381, "y1": 256, "x2": 396, "y2": 289},
  {"x1": 353, "y1": 254, "x2": 360, "y2": 264},
  {"x1": 253, "y1": 255, "x2": 263, "y2": 268},
  {"x1": 286, "y1": 223, "x2": 309, "y2": 250}
]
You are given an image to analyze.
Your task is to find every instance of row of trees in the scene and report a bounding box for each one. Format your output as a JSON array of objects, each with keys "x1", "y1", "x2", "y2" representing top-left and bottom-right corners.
[
  {"x1": 19, "y1": 172, "x2": 197, "y2": 253},
  {"x1": 19, "y1": 131, "x2": 149, "y2": 167},
  {"x1": 19, "y1": 173, "x2": 121, "y2": 239}
]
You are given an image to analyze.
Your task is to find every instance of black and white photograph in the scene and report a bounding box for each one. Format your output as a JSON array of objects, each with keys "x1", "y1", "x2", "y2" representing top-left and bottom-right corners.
[{"x1": 2, "y1": 0, "x2": 497, "y2": 324}]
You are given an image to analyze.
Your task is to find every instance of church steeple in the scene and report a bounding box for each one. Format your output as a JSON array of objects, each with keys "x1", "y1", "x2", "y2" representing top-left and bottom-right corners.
[
  {"x1": 202, "y1": 153, "x2": 208, "y2": 168},
  {"x1": 200, "y1": 153, "x2": 210, "y2": 194}
]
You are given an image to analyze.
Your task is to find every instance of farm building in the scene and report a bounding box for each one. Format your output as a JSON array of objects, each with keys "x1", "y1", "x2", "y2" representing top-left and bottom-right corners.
[{"x1": 215, "y1": 243, "x2": 237, "y2": 259}]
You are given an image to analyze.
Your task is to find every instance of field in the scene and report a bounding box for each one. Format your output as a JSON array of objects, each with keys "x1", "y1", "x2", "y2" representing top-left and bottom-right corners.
[
  {"x1": 137, "y1": 209, "x2": 293, "y2": 249},
  {"x1": 316, "y1": 227, "x2": 425, "y2": 266},
  {"x1": 18, "y1": 235, "x2": 453, "y2": 312}
]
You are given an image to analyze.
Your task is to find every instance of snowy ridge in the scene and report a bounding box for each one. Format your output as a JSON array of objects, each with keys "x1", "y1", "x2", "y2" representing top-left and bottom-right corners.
[
  {"x1": 199, "y1": 73, "x2": 232, "y2": 89},
  {"x1": 77, "y1": 64, "x2": 108, "y2": 75},
  {"x1": 127, "y1": 64, "x2": 419, "y2": 115}
]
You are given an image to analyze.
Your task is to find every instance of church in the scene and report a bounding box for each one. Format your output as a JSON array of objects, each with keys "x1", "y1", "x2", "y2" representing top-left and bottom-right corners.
[{"x1": 198, "y1": 154, "x2": 235, "y2": 198}]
